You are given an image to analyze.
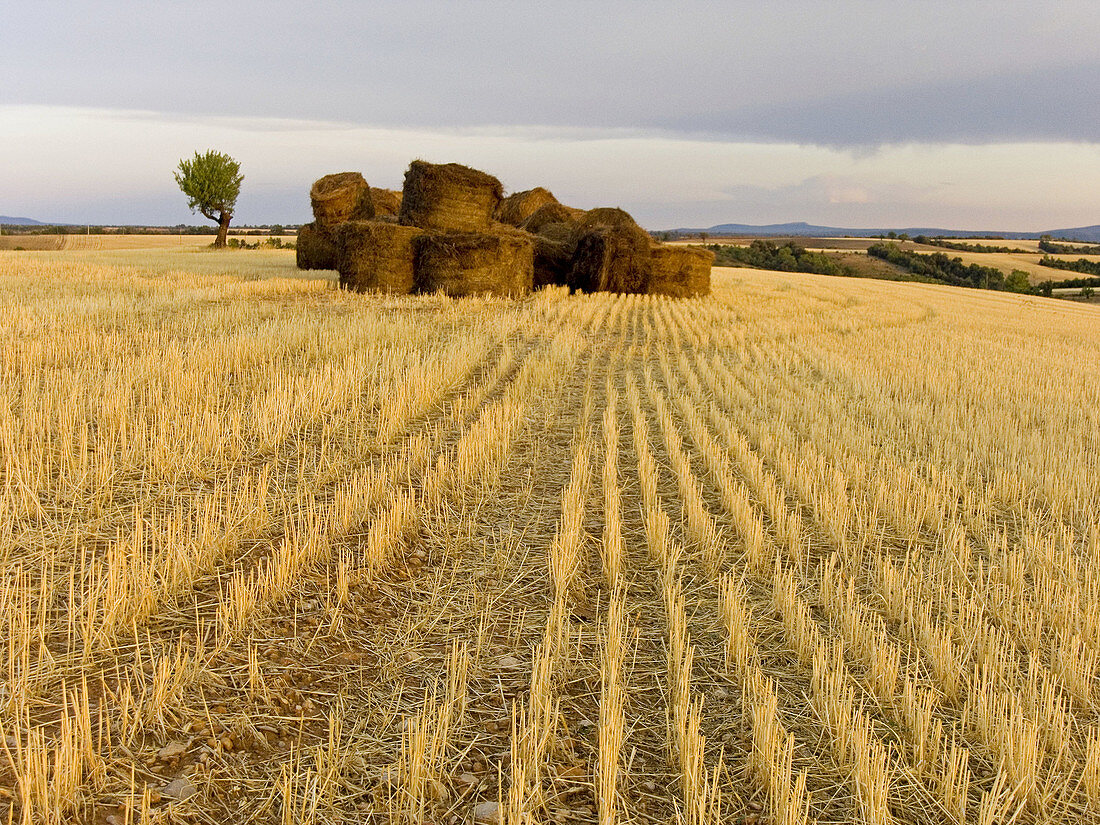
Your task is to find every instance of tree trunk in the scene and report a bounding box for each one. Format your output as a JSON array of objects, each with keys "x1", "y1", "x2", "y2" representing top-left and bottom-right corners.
[{"x1": 214, "y1": 212, "x2": 231, "y2": 248}]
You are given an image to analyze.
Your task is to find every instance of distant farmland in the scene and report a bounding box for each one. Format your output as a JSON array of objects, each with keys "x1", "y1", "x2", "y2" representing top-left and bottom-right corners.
[
  {"x1": 0, "y1": 234, "x2": 296, "y2": 251},
  {"x1": 680, "y1": 236, "x2": 1100, "y2": 284}
]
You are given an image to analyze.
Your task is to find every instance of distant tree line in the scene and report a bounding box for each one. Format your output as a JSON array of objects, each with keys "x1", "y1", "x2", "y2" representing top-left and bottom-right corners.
[
  {"x1": 912, "y1": 236, "x2": 1032, "y2": 254},
  {"x1": 709, "y1": 240, "x2": 852, "y2": 277},
  {"x1": 867, "y1": 243, "x2": 1032, "y2": 292},
  {"x1": 0, "y1": 224, "x2": 294, "y2": 236},
  {"x1": 706, "y1": 239, "x2": 1094, "y2": 299},
  {"x1": 1030, "y1": 277, "x2": 1100, "y2": 297},
  {"x1": 1038, "y1": 256, "x2": 1100, "y2": 278},
  {"x1": 1038, "y1": 237, "x2": 1100, "y2": 255}
]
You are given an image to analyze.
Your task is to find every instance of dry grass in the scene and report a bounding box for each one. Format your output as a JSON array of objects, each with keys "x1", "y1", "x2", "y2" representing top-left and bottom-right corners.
[
  {"x1": 0, "y1": 251, "x2": 1098, "y2": 824},
  {"x1": 0, "y1": 234, "x2": 297, "y2": 251}
]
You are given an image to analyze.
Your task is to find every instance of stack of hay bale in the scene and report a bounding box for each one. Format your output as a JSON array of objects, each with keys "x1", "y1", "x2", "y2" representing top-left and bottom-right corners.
[
  {"x1": 516, "y1": 202, "x2": 713, "y2": 298},
  {"x1": 400, "y1": 161, "x2": 533, "y2": 298},
  {"x1": 297, "y1": 173, "x2": 406, "y2": 272},
  {"x1": 297, "y1": 160, "x2": 711, "y2": 298},
  {"x1": 296, "y1": 173, "x2": 372, "y2": 270}
]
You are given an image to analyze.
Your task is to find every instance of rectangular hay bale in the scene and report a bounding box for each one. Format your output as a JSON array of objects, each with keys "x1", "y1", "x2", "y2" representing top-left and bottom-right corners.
[
  {"x1": 296, "y1": 222, "x2": 338, "y2": 270},
  {"x1": 648, "y1": 245, "x2": 713, "y2": 298},
  {"x1": 369, "y1": 187, "x2": 402, "y2": 217},
  {"x1": 336, "y1": 220, "x2": 423, "y2": 294},
  {"x1": 414, "y1": 231, "x2": 534, "y2": 298},
  {"x1": 533, "y1": 236, "x2": 572, "y2": 289},
  {"x1": 399, "y1": 161, "x2": 503, "y2": 233},
  {"x1": 569, "y1": 226, "x2": 653, "y2": 294}
]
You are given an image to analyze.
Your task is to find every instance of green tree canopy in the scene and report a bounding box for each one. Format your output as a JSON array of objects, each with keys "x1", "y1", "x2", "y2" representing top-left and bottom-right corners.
[{"x1": 174, "y1": 150, "x2": 243, "y2": 248}]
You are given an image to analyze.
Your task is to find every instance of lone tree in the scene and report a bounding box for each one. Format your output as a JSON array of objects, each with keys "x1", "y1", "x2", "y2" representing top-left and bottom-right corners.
[{"x1": 174, "y1": 150, "x2": 243, "y2": 248}]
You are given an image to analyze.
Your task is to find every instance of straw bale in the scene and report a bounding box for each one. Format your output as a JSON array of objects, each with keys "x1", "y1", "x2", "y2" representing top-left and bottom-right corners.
[
  {"x1": 370, "y1": 188, "x2": 402, "y2": 217},
  {"x1": 336, "y1": 220, "x2": 423, "y2": 294},
  {"x1": 519, "y1": 202, "x2": 581, "y2": 235},
  {"x1": 570, "y1": 225, "x2": 652, "y2": 294},
  {"x1": 534, "y1": 222, "x2": 575, "y2": 246},
  {"x1": 488, "y1": 220, "x2": 529, "y2": 236},
  {"x1": 648, "y1": 245, "x2": 713, "y2": 298},
  {"x1": 414, "y1": 231, "x2": 533, "y2": 298},
  {"x1": 310, "y1": 172, "x2": 374, "y2": 228},
  {"x1": 399, "y1": 161, "x2": 503, "y2": 233},
  {"x1": 486, "y1": 220, "x2": 567, "y2": 287},
  {"x1": 296, "y1": 222, "x2": 338, "y2": 270},
  {"x1": 569, "y1": 207, "x2": 641, "y2": 244},
  {"x1": 533, "y1": 236, "x2": 573, "y2": 289},
  {"x1": 496, "y1": 187, "x2": 559, "y2": 227}
]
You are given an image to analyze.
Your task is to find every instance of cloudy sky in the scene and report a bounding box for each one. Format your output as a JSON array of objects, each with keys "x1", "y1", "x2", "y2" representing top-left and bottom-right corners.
[{"x1": 2, "y1": 0, "x2": 1098, "y2": 230}]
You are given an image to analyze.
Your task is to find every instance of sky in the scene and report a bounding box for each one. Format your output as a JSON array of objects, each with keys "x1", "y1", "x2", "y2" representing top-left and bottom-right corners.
[{"x1": 2, "y1": 0, "x2": 1098, "y2": 230}]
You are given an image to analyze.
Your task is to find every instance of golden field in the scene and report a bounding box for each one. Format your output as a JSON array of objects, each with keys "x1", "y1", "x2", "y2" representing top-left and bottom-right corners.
[
  {"x1": 681, "y1": 237, "x2": 1100, "y2": 284},
  {"x1": 916, "y1": 250, "x2": 1100, "y2": 283},
  {"x1": 0, "y1": 234, "x2": 296, "y2": 251},
  {"x1": 0, "y1": 248, "x2": 1099, "y2": 825}
]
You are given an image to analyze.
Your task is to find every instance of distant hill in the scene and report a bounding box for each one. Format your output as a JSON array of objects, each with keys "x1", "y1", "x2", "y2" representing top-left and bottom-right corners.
[
  {"x1": 0, "y1": 216, "x2": 44, "y2": 225},
  {"x1": 1043, "y1": 225, "x2": 1100, "y2": 243},
  {"x1": 670, "y1": 221, "x2": 1100, "y2": 243}
]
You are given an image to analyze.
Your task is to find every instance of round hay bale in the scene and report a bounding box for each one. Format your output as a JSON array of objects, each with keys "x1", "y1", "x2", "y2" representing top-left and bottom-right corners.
[
  {"x1": 570, "y1": 225, "x2": 652, "y2": 294},
  {"x1": 310, "y1": 172, "x2": 374, "y2": 228},
  {"x1": 296, "y1": 222, "x2": 338, "y2": 270},
  {"x1": 414, "y1": 231, "x2": 533, "y2": 298},
  {"x1": 496, "y1": 187, "x2": 559, "y2": 227},
  {"x1": 399, "y1": 161, "x2": 503, "y2": 233},
  {"x1": 519, "y1": 202, "x2": 581, "y2": 235},
  {"x1": 649, "y1": 245, "x2": 713, "y2": 298},
  {"x1": 336, "y1": 220, "x2": 423, "y2": 294},
  {"x1": 569, "y1": 207, "x2": 641, "y2": 244},
  {"x1": 370, "y1": 187, "x2": 402, "y2": 217},
  {"x1": 533, "y1": 236, "x2": 573, "y2": 289}
]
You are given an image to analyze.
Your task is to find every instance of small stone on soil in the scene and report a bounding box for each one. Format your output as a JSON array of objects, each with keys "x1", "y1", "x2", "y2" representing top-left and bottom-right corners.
[
  {"x1": 473, "y1": 801, "x2": 501, "y2": 824},
  {"x1": 161, "y1": 776, "x2": 197, "y2": 801}
]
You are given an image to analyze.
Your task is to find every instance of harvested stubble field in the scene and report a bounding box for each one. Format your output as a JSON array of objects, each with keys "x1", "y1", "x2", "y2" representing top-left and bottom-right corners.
[
  {"x1": 0, "y1": 235, "x2": 297, "y2": 252},
  {"x1": 1, "y1": 249, "x2": 1099, "y2": 825}
]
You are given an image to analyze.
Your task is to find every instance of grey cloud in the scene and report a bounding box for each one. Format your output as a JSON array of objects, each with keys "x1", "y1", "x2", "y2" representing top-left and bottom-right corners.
[
  {"x1": 655, "y1": 64, "x2": 1100, "y2": 146},
  {"x1": 4, "y1": 1, "x2": 1099, "y2": 147}
]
